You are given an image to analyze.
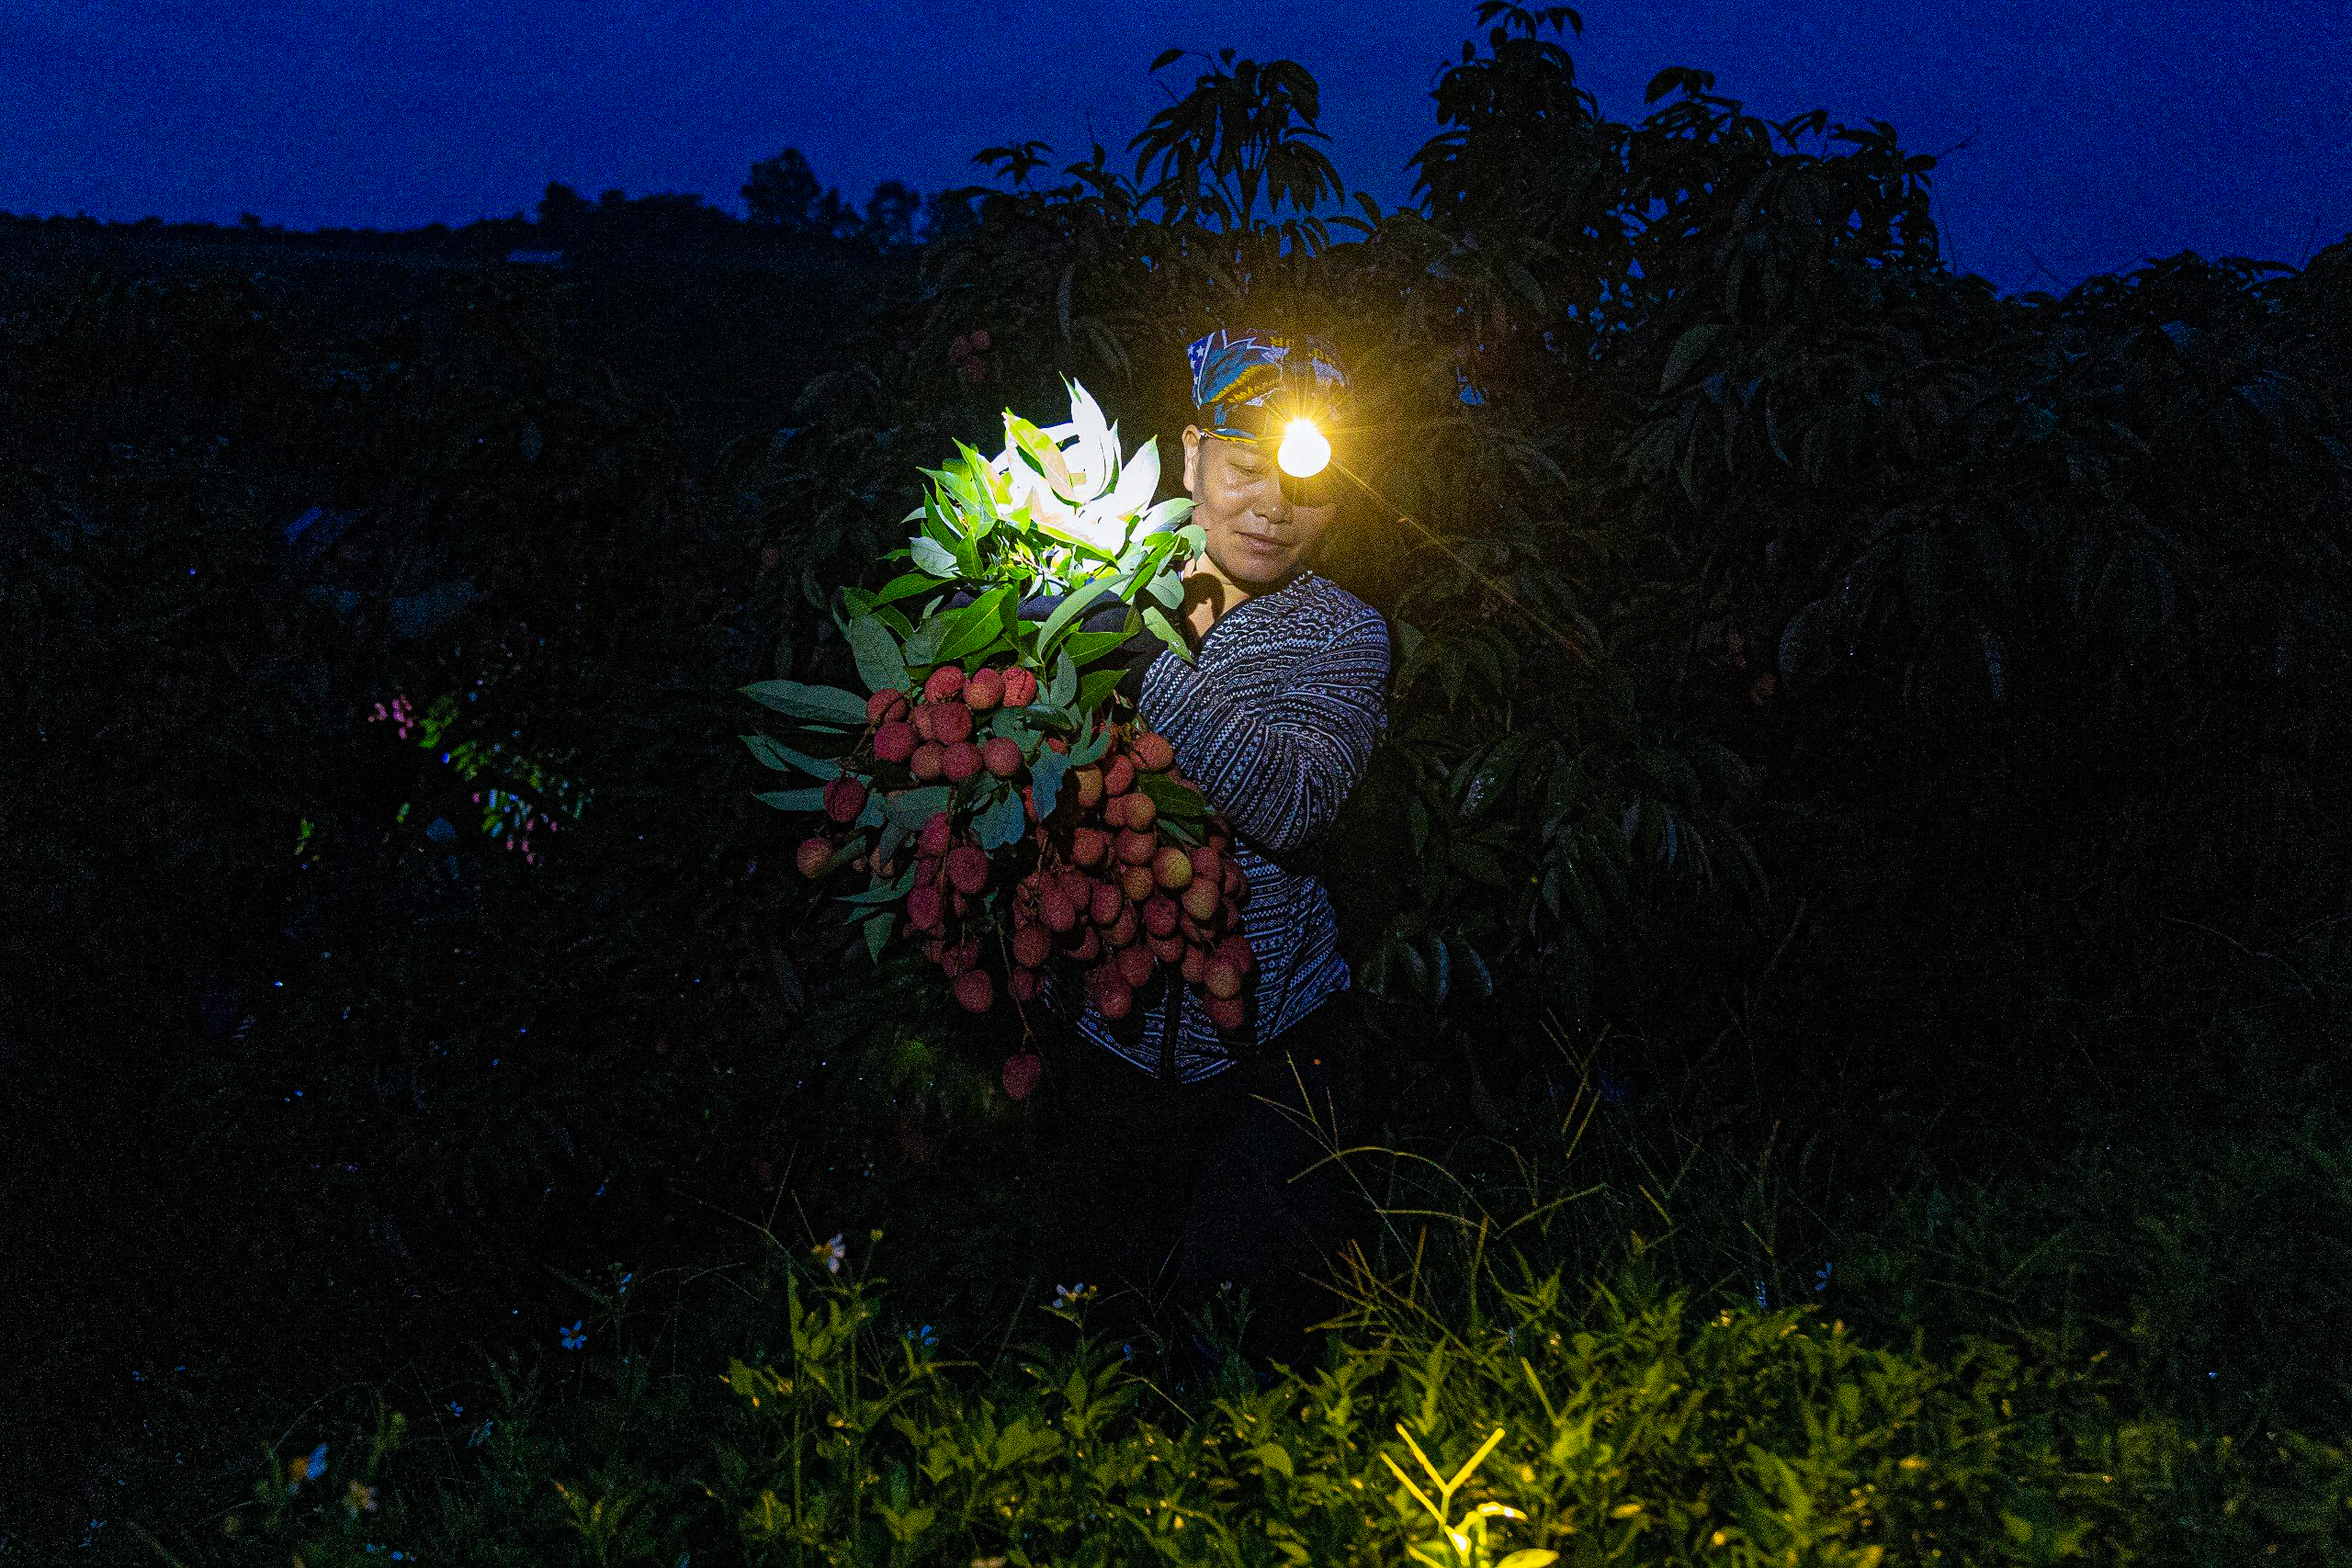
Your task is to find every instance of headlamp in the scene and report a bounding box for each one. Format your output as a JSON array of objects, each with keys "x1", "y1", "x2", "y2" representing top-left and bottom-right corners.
[{"x1": 1276, "y1": 418, "x2": 1331, "y2": 479}]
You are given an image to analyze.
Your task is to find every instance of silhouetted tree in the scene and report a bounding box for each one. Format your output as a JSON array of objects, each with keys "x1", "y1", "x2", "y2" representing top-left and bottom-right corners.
[
  {"x1": 537, "y1": 180, "x2": 591, "y2": 242},
  {"x1": 863, "y1": 179, "x2": 922, "y2": 248},
  {"x1": 743, "y1": 149, "x2": 823, "y2": 229},
  {"x1": 922, "y1": 188, "x2": 980, "y2": 240}
]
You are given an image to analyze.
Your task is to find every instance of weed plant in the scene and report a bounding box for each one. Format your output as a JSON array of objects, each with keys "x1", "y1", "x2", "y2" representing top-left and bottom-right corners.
[{"x1": 158, "y1": 1025, "x2": 2352, "y2": 1567}]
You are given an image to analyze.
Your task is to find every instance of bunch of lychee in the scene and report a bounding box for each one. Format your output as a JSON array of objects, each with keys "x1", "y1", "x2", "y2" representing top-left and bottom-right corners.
[
  {"x1": 1003, "y1": 734, "x2": 1254, "y2": 1030},
  {"x1": 793, "y1": 660, "x2": 1254, "y2": 1027}
]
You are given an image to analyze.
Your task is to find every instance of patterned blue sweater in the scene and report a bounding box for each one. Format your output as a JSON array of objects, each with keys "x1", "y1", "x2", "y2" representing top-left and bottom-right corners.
[{"x1": 1042, "y1": 571, "x2": 1390, "y2": 1081}]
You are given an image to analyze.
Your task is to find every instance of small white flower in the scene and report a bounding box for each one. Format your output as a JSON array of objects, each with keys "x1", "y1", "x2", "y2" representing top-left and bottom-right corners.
[{"x1": 820, "y1": 1234, "x2": 846, "y2": 1274}]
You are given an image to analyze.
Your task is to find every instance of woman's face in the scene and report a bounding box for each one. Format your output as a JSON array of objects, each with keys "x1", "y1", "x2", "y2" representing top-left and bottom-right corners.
[{"x1": 1181, "y1": 424, "x2": 1339, "y2": 591}]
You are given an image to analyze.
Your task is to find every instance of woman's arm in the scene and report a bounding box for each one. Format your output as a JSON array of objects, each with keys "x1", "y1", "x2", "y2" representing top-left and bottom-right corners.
[{"x1": 1137, "y1": 605, "x2": 1389, "y2": 856}]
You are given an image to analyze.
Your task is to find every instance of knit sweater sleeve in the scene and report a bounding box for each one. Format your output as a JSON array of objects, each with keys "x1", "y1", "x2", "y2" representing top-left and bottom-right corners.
[{"x1": 1137, "y1": 599, "x2": 1389, "y2": 856}]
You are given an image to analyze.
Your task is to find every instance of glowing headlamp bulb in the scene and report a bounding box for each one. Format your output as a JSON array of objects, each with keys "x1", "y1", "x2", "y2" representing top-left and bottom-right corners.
[{"x1": 1276, "y1": 417, "x2": 1330, "y2": 479}]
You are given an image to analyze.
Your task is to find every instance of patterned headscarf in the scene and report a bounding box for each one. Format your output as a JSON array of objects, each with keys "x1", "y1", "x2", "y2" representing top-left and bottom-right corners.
[{"x1": 1186, "y1": 328, "x2": 1350, "y2": 443}]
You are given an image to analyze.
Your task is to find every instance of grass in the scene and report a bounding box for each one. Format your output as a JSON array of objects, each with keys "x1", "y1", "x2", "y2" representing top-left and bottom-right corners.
[{"x1": 124, "y1": 1017, "x2": 2352, "y2": 1567}]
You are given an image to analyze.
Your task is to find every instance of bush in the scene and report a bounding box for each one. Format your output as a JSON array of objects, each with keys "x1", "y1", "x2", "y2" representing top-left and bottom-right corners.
[{"x1": 191, "y1": 1116, "x2": 2352, "y2": 1567}]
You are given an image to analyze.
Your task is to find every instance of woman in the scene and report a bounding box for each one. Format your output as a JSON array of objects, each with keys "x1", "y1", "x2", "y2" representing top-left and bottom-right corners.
[{"x1": 1025, "y1": 328, "x2": 1390, "y2": 1370}]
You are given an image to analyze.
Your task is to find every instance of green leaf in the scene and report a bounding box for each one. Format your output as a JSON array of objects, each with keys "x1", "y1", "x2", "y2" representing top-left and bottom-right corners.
[
  {"x1": 1136, "y1": 773, "x2": 1205, "y2": 819},
  {"x1": 973, "y1": 787, "x2": 1028, "y2": 851},
  {"x1": 1036, "y1": 578, "x2": 1118, "y2": 652},
  {"x1": 1141, "y1": 604, "x2": 1191, "y2": 660},
  {"x1": 909, "y1": 535, "x2": 958, "y2": 577},
  {"x1": 1498, "y1": 1553, "x2": 1559, "y2": 1568},
  {"x1": 887, "y1": 786, "x2": 953, "y2": 828},
  {"x1": 870, "y1": 571, "x2": 938, "y2": 607},
  {"x1": 1144, "y1": 568, "x2": 1185, "y2": 609},
  {"x1": 1061, "y1": 626, "x2": 1136, "y2": 666},
  {"x1": 753, "y1": 787, "x2": 827, "y2": 813},
  {"x1": 936, "y1": 587, "x2": 1013, "y2": 663},
  {"x1": 741, "y1": 733, "x2": 842, "y2": 779},
  {"x1": 837, "y1": 867, "x2": 917, "y2": 906},
  {"x1": 899, "y1": 618, "x2": 944, "y2": 669},
  {"x1": 1077, "y1": 668, "x2": 1126, "y2": 711},
  {"x1": 864, "y1": 914, "x2": 892, "y2": 964},
  {"x1": 741, "y1": 680, "x2": 871, "y2": 727},
  {"x1": 846, "y1": 615, "x2": 908, "y2": 695},
  {"x1": 1661, "y1": 321, "x2": 1726, "y2": 394},
  {"x1": 1067, "y1": 726, "x2": 1114, "y2": 766},
  {"x1": 1032, "y1": 747, "x2": 1072, "y2": 818},
  {"x1": 1046, "y1": 651, "x2": 1079, "y2": 708}
]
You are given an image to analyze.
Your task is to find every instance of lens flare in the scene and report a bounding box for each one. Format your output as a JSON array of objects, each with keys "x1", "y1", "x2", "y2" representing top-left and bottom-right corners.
[{"x1": 1276, "y1": 418, "x2": 1330, "y2": 479}]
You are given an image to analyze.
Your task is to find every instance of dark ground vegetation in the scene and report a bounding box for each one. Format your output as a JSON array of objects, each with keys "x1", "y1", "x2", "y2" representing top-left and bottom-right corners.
[{"x1": 7, "y1": 10, "x2": 2352, "y2": 1561}]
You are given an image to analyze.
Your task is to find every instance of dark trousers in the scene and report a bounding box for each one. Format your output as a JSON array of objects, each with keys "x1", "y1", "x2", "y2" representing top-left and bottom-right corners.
[{"x1": 1023, "y1": 996, "x2": 1366, "y2": 1370}]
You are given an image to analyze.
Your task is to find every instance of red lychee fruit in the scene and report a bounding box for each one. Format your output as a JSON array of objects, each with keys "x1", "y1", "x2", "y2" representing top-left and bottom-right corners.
[
  {"x1": 953, "y1": 968, "x2": 994, "y2": 1012},
  {"x1": 964, "y1": 666, "x2": 1003, "y2": 711},
  {"x1": 1204, "y1": 959, "x2": 1242, "y2": 999},
  {"x1": 1124, "y1": 792, "x2": 1157, "y2": 830},
  {"x1": 1040, "y1": 886, "x2": 1079, "y2": 932},
  {"x1": 1131, "y1": 731, "x2": 1175, "y2": 772},
  {"x1": 982, "y1": 736, "x2": 1022, "y2": 777},
  {"x1": 1012, "y1": 925, "x2": 1052, "y2": 967},
  {"x1": 1215, "y1": 936, "x2": 1255, "y2": 976},
  {"x1": 1088, "y1": 878, "x2": 1124, "y2": 928},
  {"x1": 1093, "y1": 971, "x2": 1134, "y2": 1021},
  {"x1": 923, "y1": 665, "x2": 966, "y2": 705},
  {"x1": 1153, "y1": 845, "x2": 1193, "y2": 891},
  {"x1": 929, "y1": 700, "x2": 974, "y2": 744},
  {"x1": 1120, "y1": 864, "x2": 1158, "y2": 903},
  {"x1": 1189, "y1": 845, "x2": 1222, "y2": 883},
  {"x1": 1070, "y1": 826, "x2": 1109, "y2": 867},
  {"x1": 873, "y1": 719, "x2": 917, "y2": 762},
  {"x1": 910, "y1": 742, "x2": 945, "y2": 781},
  {"x1": 1001, "y1": 1050, "x2": 1042, "y2": 1100},
  {"x1": 1221, "y1": 863, "x2": 1244, "y2": 896},
  {"x1": 1105, "y1": 905, "x2": 1139, "y2": 949},
  {"x1": 945, "y1": 843, "x2": 989, "y2": 895},
  {"x1": 911, "y1": 703, "x2": 938, "y2": 742},
  {"x1": 918, "y1": 811, "x2": 954, "y2": 857},
  {"x1": 1181, "y1": 944, "x2": 1208, "y2": 985},
  {"x1": 1000, "y1": 666, "x2": 1038, "y2": 706},
  {"x1": 1103, "y1": 753, "x2": 1136, "y2": 795},
  {"x1": 1206, "y1": 996, "x2": 1246, "y2": 1031},
  {"x1": 941, "y1": 741, "x2": 983, "y2": 784},
  {"x1": 1118, "y1": 829, "x2": 1158, "y2": 866},
  {"x1": 1142, "y1": 896, "x2": 1180, "y2": 938},
  {"x1": 823, "y1": 776, "x2": 868, "y2": 823},
  {"x1": 1073, "y1": 766, "x2": 1103, "y2": 808},
  {"x1": 906, "y1": 883, "x2": 944, "y2": 932},
  {"x1": 940, "y1": 941, "x2": 973, "y2": 976},
  {"x1": 1182, "y1": 879, "x2": 1221, "y2": 922},
  {"x1": 867, "y1": 689, "x2": 909, "y2": 725},
  {"x1": 1116, "y1": 943, "x2": 1155, "y2": 988},
  {"x1": 1148, "y1": 933, "x2": 1185, "y2": 964},
  {"x1": 1067, "y1": 926, "x2": 1102, "y2": 963},
  {"x1": 796, "y1": 836, "x2": 834, "y2": 878},
  {"x1": 1007, "y1": 967, "x2": 1042, "y2": 1003}
]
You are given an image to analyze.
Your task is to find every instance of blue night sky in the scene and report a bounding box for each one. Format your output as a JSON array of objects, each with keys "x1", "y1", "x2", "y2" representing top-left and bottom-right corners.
[{"x1": 6, "y1": 0, "x2": 2348, "y2": 295}]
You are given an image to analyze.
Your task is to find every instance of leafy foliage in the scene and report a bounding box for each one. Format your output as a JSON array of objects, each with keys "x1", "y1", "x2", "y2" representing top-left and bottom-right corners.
[{"x1": 9, "y1": 0, "x2": 2352, "y2": 1551}]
